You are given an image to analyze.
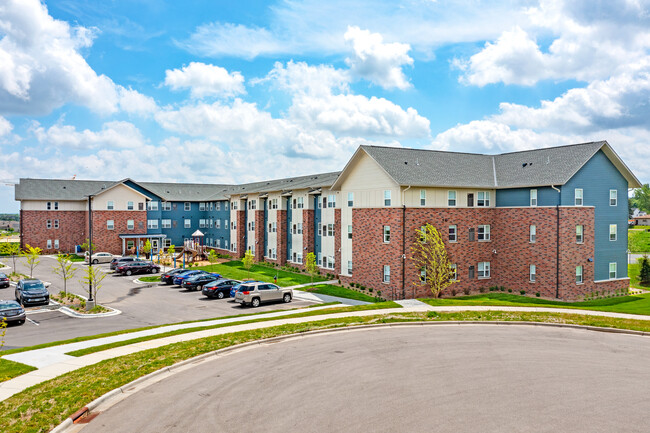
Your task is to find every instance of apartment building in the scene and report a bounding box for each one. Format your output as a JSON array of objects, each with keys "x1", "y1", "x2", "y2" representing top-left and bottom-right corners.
[{"x1": 15, "y1": 141, "x2": 640, "y2": 299}]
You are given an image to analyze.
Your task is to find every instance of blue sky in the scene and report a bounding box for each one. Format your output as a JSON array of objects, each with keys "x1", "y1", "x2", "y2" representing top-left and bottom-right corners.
[{"x1": 1, "y1": 0, "x2": 649, "y2": 212}]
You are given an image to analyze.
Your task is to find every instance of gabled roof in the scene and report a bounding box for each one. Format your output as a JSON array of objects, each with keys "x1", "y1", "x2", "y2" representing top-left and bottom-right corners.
[
  {"x1": 136, "y1": 182, "x2": 232, "y2": 202},
  {"x1": 227, "y1": 171, "x2": 341, "y2": 196},
  {"x1": 332, "y1": 141, "x2": 641, "y2": 190},
  {"x1": 15, "y1": 178, "x2": 129, "y2": 201}
]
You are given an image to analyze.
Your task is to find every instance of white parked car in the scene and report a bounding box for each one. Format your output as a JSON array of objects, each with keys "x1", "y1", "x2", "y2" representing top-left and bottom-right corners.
[{"x1": 85, "y1": 252, "x2": 114, "y2": 264}]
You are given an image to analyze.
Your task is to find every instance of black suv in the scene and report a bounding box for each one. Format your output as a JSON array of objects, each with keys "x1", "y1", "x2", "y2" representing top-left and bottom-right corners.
[
  {"x1": 0, "y1": 273, "x2": 9, "y2": 288},
  {"x1": 116, "y1": 261, "x2": 161, "y2": 276},
  {"x1": 15, "y1": 279, "x2": 50, "y2": 306},
  {"x1": 110, "y1": 256, "x2": 137, "y2": 270}
]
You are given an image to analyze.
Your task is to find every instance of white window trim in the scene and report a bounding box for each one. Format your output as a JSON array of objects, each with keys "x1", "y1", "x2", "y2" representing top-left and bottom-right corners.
[
  {"x1": 609, "y1": 262, "x2": 617, "y2": 279},
  {"x1": 478, "y1": 261, "x2": 491, "y2": 279},
  {"x1": 609, "y1": 189, "x2": 617, "y2": 206},
  {"x1": 383, "y1": 265, "x2": 390, "y2": 283},
  {"x1": 530, "y1": 225, "x2": 536, "y2": 243},
  {"x1": 383, "y1": 225, "x2": 390, "y2": 243},
  {"x1": 530, "y1": 189, "x2": 537, "y2": 207},
  {"x1": 574, "y1": 188, "x2": 583, "y2": 206},
  {"x1": 576, "y1": 265, "x2": 583, "y2": 284},
  {"x1": 609, "y1": 224, "x2": 617, "y2": 242},
  {"x1": 529, "y1": 264, "x2": 536, "y2": 283},
  {"x1": 447, "y1": 190, "x2": 457, "y2": 207},
  {"x1": 449, "y1": 225, "x2": 457, "y2": 243},
  {"x1": 477, "y1": 225, "x2": 491, "y2": 241}
]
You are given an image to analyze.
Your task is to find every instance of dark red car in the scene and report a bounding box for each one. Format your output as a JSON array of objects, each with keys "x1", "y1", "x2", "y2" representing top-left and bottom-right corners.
[{"x1": 116, "y1": 261, "x2": 160, "y2": 276}]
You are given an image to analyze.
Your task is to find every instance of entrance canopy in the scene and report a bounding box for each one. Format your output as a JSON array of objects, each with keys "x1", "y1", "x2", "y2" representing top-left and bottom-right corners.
[
  {"x1": 191, "y1": 230, "x2": 204, "y2": 237},
  {"x1": 118, "y1": 233, "x2": 167, "y2": 256}
]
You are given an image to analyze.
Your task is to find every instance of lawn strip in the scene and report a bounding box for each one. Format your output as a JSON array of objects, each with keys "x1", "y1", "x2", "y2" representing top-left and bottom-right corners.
[
  {"x1": 0, "y1": 359, "x2": 36, "y2": 383},
  {"x1": 4, "y1": 310, "x2": 650, "y2": 432},
  {"x1": 629, "y1": 229, "x2": 650, "y2": 253},
  {"x1": 138, "y1": 276, "x2": 161, "y2": 282},
  {"x1": 300, "y1": 284, "x2": 381, "y2": 302},
  {"x1": 196, "y1": 260, "x2": 329, "y2": 287}
]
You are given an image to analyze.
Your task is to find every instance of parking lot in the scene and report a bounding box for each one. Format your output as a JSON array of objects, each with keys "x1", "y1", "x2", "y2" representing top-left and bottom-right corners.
[{"x1": 0, "y1": 256, "x2": 317, "y2": 350}]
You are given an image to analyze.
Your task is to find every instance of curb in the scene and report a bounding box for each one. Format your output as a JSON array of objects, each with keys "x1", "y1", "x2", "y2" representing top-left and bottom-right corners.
[
  {"x1": 58, "y1": 305, "x2": 122, "y2": 318},
  {"x1": 50, "y1": 320, "x2": 650, "y2": 432}
]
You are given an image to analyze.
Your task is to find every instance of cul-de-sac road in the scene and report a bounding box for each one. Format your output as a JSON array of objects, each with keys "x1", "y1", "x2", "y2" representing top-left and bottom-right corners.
[{"x1": 79, "y1": 325, "x2": 650, "y2": 433}]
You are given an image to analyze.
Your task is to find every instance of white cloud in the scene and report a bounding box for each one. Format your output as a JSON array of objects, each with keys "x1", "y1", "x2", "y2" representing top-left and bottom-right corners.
[
  {"x1": 178, "y1": 23, "x2": 285, "y2": 59},
  {"x1": 0, "y1": 116, "x2": 12, "y2": 136},
  {"x1": 344, "y1": 26, "x2": 413, "y2": 90},
  {"x1": 262, "y1": 61, "x2": 349, "y2": 97},
  {"x1": 32, "y1": 121, "x2": 146, "y2": 150},
  {"x1": 117, "y1": 86, "x2": 158, "y2": 115},
  {"x1": 164, "y1": 62, "x2": 246, "y2": 98}
]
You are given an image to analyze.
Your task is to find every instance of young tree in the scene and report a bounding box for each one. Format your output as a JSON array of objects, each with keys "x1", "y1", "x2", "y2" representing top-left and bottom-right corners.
[
  {"x1": 305, "y1": 252, "x2": 318, "y2": 287},
  {"x1": 207, "y1": 249, "x2": 218, "y2": 271},
  {"x1": 80, "y1": 238, "x2": 95, "y2": 253},
  {"x1": 81, "y1": 264, "x2": 106, "y2": 306},
  {"x1": 639, "y1": 255, "x2": 650, "y2": 285},
  {"x1": 242, "y1": 249, "x2": 255, "y2": 279},
  {"x1": 6, "y1": 242, "x2": 21, "y2": 276},
  {"x1": 53, "y1": 254, "x2": 77, "y2": 295},
  {"x1": 410, "y1": 223, "x2": 456, "y2": 298},
  {"x1": 142, "y1": 240, "x2": 152, "y2": 259},
  {"x1": 23, "y1": 244, "x2": 42, "y2": 278}
]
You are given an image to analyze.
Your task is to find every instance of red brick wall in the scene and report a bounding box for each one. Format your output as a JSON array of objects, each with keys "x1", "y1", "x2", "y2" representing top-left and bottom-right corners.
[
  {"x1": 90, "y1": 210, "x2": 147, "y2": 254},
  {"x1": 303, "y1": 209, "x2": 315, "y2": 255},
  {"x1": 20, "y1": 210, "x2": 88, "y2": 254},
  {"x1": 275, "y1": 210, "x2": 288, "y2": 265},
  {"x1": 254, "y1": 210, "x2": 265, "y2": 262},
  {"x1": 557, "y1": 207, "x2": 595, "y2": 298},
  {"x1": 334, "y1": 208, "x2": 342, "y2": 275},
  {"x1": 234, "y1": 210, "x2": 246, "y2": 258}
]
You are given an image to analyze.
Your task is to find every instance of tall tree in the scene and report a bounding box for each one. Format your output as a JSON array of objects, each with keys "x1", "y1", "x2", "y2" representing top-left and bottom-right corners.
[
  {"x1": 410, "y1": 224, "x2": 456, "y2": 298},
  {"x1": 305, "y1": 252, "x2": 318, "y2": 288},
  {"x1": 53, "y1": 254, "x2": 77, "y2": 295},
  {"x1": 23, "y1": 244, "x2": 42, "y2": 278},
  {"x1": 639, "y1": 255, "x2": 650, "y2": 285},
  {"x1": 242, "y1": 249, "x2": 255, "y2": 279},
  {"x1": 632, "y1": 184, "x2": 650, "y2": 214}
]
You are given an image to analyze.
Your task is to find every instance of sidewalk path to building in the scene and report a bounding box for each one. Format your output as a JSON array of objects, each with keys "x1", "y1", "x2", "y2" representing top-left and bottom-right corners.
[{"x1": 2, "y1": 303, "x2": 650, "y2": 403}]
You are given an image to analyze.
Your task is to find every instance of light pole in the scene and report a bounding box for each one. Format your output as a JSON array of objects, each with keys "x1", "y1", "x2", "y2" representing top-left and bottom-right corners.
[{"x1": 87, "y1": 195, "x2": 94, "y2": 302}]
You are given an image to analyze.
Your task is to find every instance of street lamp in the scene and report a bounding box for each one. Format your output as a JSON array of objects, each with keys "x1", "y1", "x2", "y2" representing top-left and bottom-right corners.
[{"x1": 87, "y1": 195, "x2": 94, "y2": 302}]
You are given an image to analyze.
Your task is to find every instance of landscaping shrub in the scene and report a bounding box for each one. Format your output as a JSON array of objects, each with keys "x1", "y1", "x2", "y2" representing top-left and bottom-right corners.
[
  {"x1": 489, "y1": 286, "x2": 495, "y2": 292},
  {"x1": 508, "y1": 288, "x2": 512, "y2": 293},
  {"x1": 520, "y1": 290, "x2": 526, "y2": 295},
  {"x1": 535, "y1": 292, "x2": 540, "y2": 297},
  {"x1": 463, "y1": 287, "x2": 471, "y2": 296},
  {"x1": 479, "y1": 287, "x2": 486, "y2": 293},
  {"x1": 368, "y1": 287, "x2": 373, "y2": 293},
  {"x1": 450, "y1": 288, "x2": 458, "y2": 297}
]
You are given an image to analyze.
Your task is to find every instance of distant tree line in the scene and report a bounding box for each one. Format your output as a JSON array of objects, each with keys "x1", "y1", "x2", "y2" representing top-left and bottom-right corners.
[{"x1": 0, "y1": 214, "x2": 19, "y2": 221}]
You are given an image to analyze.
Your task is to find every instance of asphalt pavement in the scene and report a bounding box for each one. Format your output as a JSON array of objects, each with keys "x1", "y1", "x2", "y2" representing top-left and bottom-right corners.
[{"x1": 77, "y1": 325, "x2": 650, "y2": 433}]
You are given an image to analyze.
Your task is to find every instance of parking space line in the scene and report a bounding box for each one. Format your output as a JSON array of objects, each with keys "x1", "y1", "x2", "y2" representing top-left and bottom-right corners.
[{"x1": 26, "y1": 318, "x2": 39, "y2": 326}]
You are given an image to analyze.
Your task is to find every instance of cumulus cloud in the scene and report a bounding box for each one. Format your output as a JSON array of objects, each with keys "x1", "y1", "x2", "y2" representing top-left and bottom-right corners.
[
  {"x1": 164, "y1": 62, "x2": 246, "y2": 98},
  {"x1": 117, "y1": 86, "x2": 158, "y2": 115},
  {"x1": 0, "y1": 116, "x2": 12, "y2": 136},
  {"x1": 178, "y1": 23, "x2": 285, "y2": 59},
  {"x1": 344, "y1": 26, "x2": 413, "y2": 90},
  {"x1": 32, "y1": 121, "x2": 146, "y2": 150},
  {"x1": 262, "y1": 61, "x2": 349, "y2": 97}
]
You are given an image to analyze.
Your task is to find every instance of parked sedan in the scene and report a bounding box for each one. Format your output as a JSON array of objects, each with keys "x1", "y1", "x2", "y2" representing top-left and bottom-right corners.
[
  {"x1": 172, "y1": 270, "x2": 208, "y2": 286},
  {"x1": 116, "y1": 261, "x2": 160, "y2": 276},
  {"x1": 161, "y1": 268, "x2": 188, "y2": 285},
  {"x1": 203, "y1": 279, "x2": 240, "y2": 299},
  {"x1": 15, "y1": 279, "x2": 50, "y2": 306},
  {"x1": 110, "y1": 256, "x2": 137, "y2": 270},
  {"x1": 0, "y1": 300, "x2": 26, "y2": 325},
  {"x1": 181, "y1": 273, "x2": 222, "y2": 291},
  {"x1": 0, "y1": 273, "x2": 9, "y2": 289},
  {"x1": 85, "y1": 252, "x2": 114, "y2": 264}
]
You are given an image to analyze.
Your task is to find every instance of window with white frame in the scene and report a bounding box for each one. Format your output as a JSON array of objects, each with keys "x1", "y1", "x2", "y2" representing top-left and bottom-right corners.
[
  {"x1": 292, "y1": 224, "x2": 297, "y2": 235},
  {"x1": 322, "y1": 224, "x2": 327, "y2": 236},
  {"x1": 297, "y1": 223, "x2": 303, "y2": 234},
  {"x1": 250, "y1": 200, "x2": 257, "y2": 210},
  {"x1": 224, "y1": 219, "x2": 228, "y2": 228},
  {"x1": 184, "y1": 202, "x2": 191, "y2": 211},
  {"x1": 184, "y1": 219, "x2": 191, "y2": 229},
  {"x1": 199, "y1": 202, "x2": 206, "y2": 211},
  {"x1": 107, "y1": 200, "x2": 114, "y2": 210},
  {"x1": 530, "y1": 189, "x2": 537, "y2": 206},
  {"x1": 291, "y1": 199, "x2": 295, "y2": 209},
  {"x1": 348, "y1": 225, "x2": 352, "y2": 239},
  {"x1": 231, "y1": 201, "x2": 237, "y2": 210},
  {"x1": 383, "y1": 225, "x2": 391, "y2": 243},
  {"x1": 199, "y1": 219, "x2": 206, "y2": 228},
  {"x1": 383, "y1": 265, "x2": 390, "y2": 283},
  {"x1": 609, "y1": 262, "x2": 617, "y2": 279},
  {"x1": 477, "y1": 225, "x2": 490, "y2": 241},
  {"x1": 477, "y1": 191, "x2": 490, "y2": 207},
  {"x1": 216, "y1": 202, "x2": 221, "y2": 210},
  {"x1": 54, "y1": 239, "x2": 59, "y2": 249},
  {"x1": 127, "y1": 220, "x2": 135, "y2": 230},
  {"x1": 327, "y1": 194, "x2": 336, "y2": 208},
  {"x1": 127, "y1": 240, "x2": 134, "y2": 249},
  {"x1": 224, "y1": 239, "x2": 228, "y2": 249},
  {"x1": 47, "y1": 202, "x2": 51, "y2": 210},
  {"x1": 348, "y1": 192, "x2": 354, "y2": 207},
  {"x1": 127, "y1": 201, "x2": 134, "y2": 210},
  {"x1": 47, "y1": 240, "x2": 52, "y2": 249},
  {"x1": 270, "y1": 198, "x2": 278, "y2": 209},
  {"x1": 576, "y1": 265, "x2": 583, "y2": 284},
  {"x1": 576, "y1": 225, "x2": 584, "y2": 243},
  {"x1": 297, "y1": 197, "x2": 304, "y2": 209},
  {"x1": 478, "y1": 261, "x2": 490, "y2": 278},
  {"x1": 574, "y1": 189, "x2": 583, "y2": 206},
  {"x1": 210, "y1": 202, "x2": 213, "y2": 211},
  {"x1": 107, "y1": 220, "x2": 114, "y2": 230},
  {"x1": 609, "y1": 224, "x2": 617, "y2": 241},
  {"x1": 384, "y1": 190, "x2": 391, "y2": 206},
  {"x1": 530, "y1": 264, "x2": 536, "y2": 282},
  {"x1": 450, "y1": 264, "x2": 457, "y2": 281},
  {"x1": 148, "y1": 201, "x2": 159, "y2": 211},
  {"x1": 250, "y1": 221, "x2": 255, "y2": 231},
  {"x1": 271, "y1": 248, "x2": 277, "y2": 259},
  {"x1": 317, "y1": 252, "x2": 322, "y2": 266},
  {"x1": 327, "y1": 224, "x2": 334, "y2": 237},
  {"x1": 448, "y1": 191, "x2": 456, "y2": 207},
  {"x1": 530, "y1": 225, "x2": 536, "y2": 243},
  {"x1": 250, "y1": 245, "x2": 255, "y2": 255},
  {"x1": 420, "y1": 190, "x2": 426, "y2": 206},
  {"x1": 231, "y1": 221, "x2": 236, "y2": 230},
  {"x1": 46, "y1": 219, "x2": 51, "y2": 229},
  {"x1": 161, "y1": 219, "x2": 171, "y2": 229},
  {"x1": 420, "y1": 267, "x2": 426, "y2": 282},
  {"x1": 164, "y1": 239, "x2": 171, "y2": 248},
  {"x1": 209, "y1": 219, "x2": 213, "y2": 228},
  {"x1": 317, "y1": 225, "x2": 322, "y2": 236},
  {"x1": 347, "y1": 260, "x2": 353, "y2": 275},
  {"x1": 148, "y1": 219, "x2": 158, "y2": 229},
  {"x1": 449, "y1": 225, "x2": 457, "y2": 242},
  {"x1": 327, "y1": 256, "x2": 335, "y2": 269},
  {"x1": 231, "y1": 242, "x2": 237, "y2": 252},
  {"x1": 296, "y1": 253, "x2": 302, "y2": 264},
  {"x1": 610, "y1": 189, "x2": 617, "y2": 206},
  {"x1": 215, "y1": 239, "x2": 221, "y2": 248},
  {"x1": 272, "y1": 222, "x2": 277, "y2": 233},
  {"x1": 54, "y1": 201, "x2": 58, "y2": 210},
  {"x1": 216, "y1": 219, "x2": 221, "y2": 229},
  {"x1": 54, "y1": 219, "x2": 59, "y2": 229},
  {"x1": 162, "y1": 202, "x2": 171, "y2": 211}
]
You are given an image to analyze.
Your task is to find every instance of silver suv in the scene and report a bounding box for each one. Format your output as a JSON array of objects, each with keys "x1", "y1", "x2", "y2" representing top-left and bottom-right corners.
[{"x1": 234, "y1": 282, "x2": 292, "y2": 307}]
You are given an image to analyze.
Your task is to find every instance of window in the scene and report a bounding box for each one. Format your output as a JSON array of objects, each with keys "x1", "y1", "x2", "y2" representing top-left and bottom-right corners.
[
  {"x1": 147, "y1": 220, "x2": 158, "y2": 229},
  {"x1": 576, "y1": 225, "x2": 584, "y2": 243},
  {"x1": 469, "y1": 265, "x2": 475, "y2": 279},
  {"x1": 270, "y1": 199, "x2": 278, "y2": 210},
  {"x1": 477, "y1": 225, "x2": 490, "y2": 241},
  {"x1": 348, "y1": 192, "x2": 354, "y2": 207},
  {"x1": 296, "y1": 253, "x2": 303, "y2": 264},
  {"x1": 199, "y1": 202, "x2": 206, "y2": 211},
  {"x1": 576, "y1": 266, "x2": 583, "y2": 284},
  {"x1": 107, "y1": 201, "x2": 114, "y2": 210},
  {"x1": 250, "y1": 221, "x2": 256, "y2": 231},
  {"x1": 348, "y1": 260, "x2": 353, "y2": 275},
  {"x1": 231, "y1": 201, "x2": 237, "y2": 210},
  {"x1": 530, "y1": 189, "x2": 537, "y2": 207},
  {"x1": 216, "y1": 219, "x2": 221, "y2": 229},
  {"x1": 575, "y1": 189, "x2": 583, "y2": 206},
  {"x1": 530, "y1": 264, "x2": 536, "y2": 282},
  {"x1": 448, "y1": 191, "x2": 457, "y2": 207},
  {"x1": 127, "y1": 201, "x2": 134, "y2": 210},
  {"x1": 477, "y1": 191, "x2": 490, "y2": 207},
  {"x1": 272, "y1": 222, "x2": 277, "y2": 233},
  {"x1": 231, "y1": 242, "x2": 237, "y2": 253},
  {"x1": 609, "y1": 189, "x2": 617, "y2": 206},
  {"x1": 184, "y1": 219, "x2": 191, "y2": 229},
  {"x1": 184, "y1": 202, "x2": 191, "y2": 211},
  {"x1": 199, "y1": 219, "x2": 206, "y2": 228},
  {"x1": 291, "y1": 199, "x2": 295, "y2": 209},
  {"x1": 46, "y1": 219, "x2": 52, "y2": 229},
  {"x1": 420, "y1": 268, "x2": 426, "y2": 282},
  {"x1": 530, "y1": 225, "x2": 536, "y2": 243},
  {"x1": 225, "y1": 219, "x2": 229, "y2": 228},
  {"x1": 107, "y1": 220, "x2": 114, "y2": 230},
  {"x1": 52, "y1": 219, "x2": 58, "y2": 229},
  {"x1": 139, "y1": 202, "x2": 144, "y2": 211},
  {"x1": 148, "y1": 201, "x2": 159, "y2": 211},
  {"x1": 327, "y1": 256, "x2": 335, "y2": 269},
  {"x1": 161, "y1": 219, "x2": 171, "y2": 229},
  {"x1": 216, "y1": 202, "x2": 221, "y2": 210},
  {"x1": 47, "y1": 240, "x2": 52, "y2": 249},
  {"x1": 420, "y1": 190, "x2": 426, "y2": 206},
  {"x1": 383, "y1": 225, "x2": 391, "y2": 243},
  {"x1": 127, "y1": 240, "x2": 134, "y2": 249},
  {"x1": 468, "y1": 228, "x2": 475, "y2": 242},
  {"x1": 467, "y1": 193, "x2": 474, "y2": 207},
  {"x1": 384, "y1": 190, "x2": 391, "y2": 206},
  {"x1": 54, "y1": 239, "x2": 59, "y2": 249},
  {"x1": 210, "y1": 202, "x2": 213, "y2": 211},
  {"x1": 449, "y1": 225, "x2": 457, "y2": 242},
  {"x1": 348, "y1": 225, "x2": 353, "y2": 239},
  {"x1": 47, "y1": 202, "x2": 51, "y2": 210},
  {"x1": 327, "y1": 194, "x2": 336, "y2": 208},
  {"x1": 250, "y1": 200, "x2": 257, "y2": 210},
  {"x1": 478, "y1": 262, "x2": 490, "y2": 278},
  {"x1": 297, "y1": 197, "x2": 304, "y2": 209},
  {"x1": 297, "y1": 223, "x2": 302, "y2": 235},
  {"x1": 609, "y1": 262, "x2": 617, "y2": 279},
  {"x1": 609, "y1": 224, "x2": 617, "y2": 241},
  {"x1": 327, "y1": 224, "x2": 334, "y2": 237},
  {"x1": 450, "y1": 264, "x2": 457, "y2": 281},
  {"x1": 164, "y1": 239, "x2": 171, "y2": 248},
  {"x1": 127, "y1": 220, "x2": 135, "y2": 230},
  {"x1": 317, "y1": 252, "x2": 322, "y2": 266},
  {"x1": 292, "y1": 224, "x2": 297, "y2": 235},
  {"x1": 383, "y1": 265, "x2": 390, "y2": 283},
  {"x1": 162, "y1": 202, "x2": 171, "y2": 211},
  {"x1": 209, "y1": 219, "x2": 213, "y2": 228}
]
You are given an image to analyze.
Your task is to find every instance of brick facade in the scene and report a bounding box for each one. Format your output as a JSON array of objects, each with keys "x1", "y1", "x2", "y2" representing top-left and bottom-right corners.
[
  {"x1": 302, "y1": 209, "x2": 315, "y2": 256},
  {"x1": 275, "y1": 210, "x2": 288, "y2": 265},
  {"x1": 334, "y1": 208, "x2": 342, "y2": 275},
  {"x1": 20, "y1": 210, "x2": 88, "y2": 254},
  {"x1": 234, "y1": 210, "x2": 246, "y2": 258},
  {"x1": 90, "y1": 210, "x2": 147, "y2": 254},
  {"x1": 254, "y1": 210, "x2": 265, "y2": 262}
]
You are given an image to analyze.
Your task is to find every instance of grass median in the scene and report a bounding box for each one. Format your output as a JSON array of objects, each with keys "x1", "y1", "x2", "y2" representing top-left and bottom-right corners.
[
  {"x1": 4, "y1": 309, "x2": 650, "y2": 432},
  {"x1": 0, "y1": 359, "x2": 36, "y2": 382},
  {"x1": 299, "y1": 284, "x2": 381, "y2": 303},
  {"x1": 197, "y1": 260, "x2": 329, "y2": 287}
]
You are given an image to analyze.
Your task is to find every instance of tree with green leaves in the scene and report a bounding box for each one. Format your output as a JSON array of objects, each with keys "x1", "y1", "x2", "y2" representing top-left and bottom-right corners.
[
  {"x1": 53, "y1": 254, "x2": 77, "y2": 295},
  {"x1": 632, "y1": 184, "x2": 650, "y2": 214},
  {"x1": 639, "y1": 255, "x2": 650, "y2": 285},
  {"x1": 23, "y1": 244, "x2": 42, "y2": 278},
  {"x1": 207, "y1": 249, "x2": 218, "y2": 271},
  {"x1": 305, "y1": 252, "x2": 317, "y2": 287},
  {"x1": 242, "y1": 249, "x2": 255, "y2": 279},
  {"x1": 168, "y1": 244, "x2": 175, "y2": 260},
  {"x1": 142, "y1": 240, "x2": 152, "y2": 259},
  {"x1": 81, "y1": 264, "x2": 106, "y2": 307},
  {"x1": 6, "y1": 242, "x2": 21, "y2": 276},
  {"x1": 80, "y1": 238, "x2": 95, "y2": 253},
  {"x1": 410, "y1": 224, "x2": 455, "y2": 298}
]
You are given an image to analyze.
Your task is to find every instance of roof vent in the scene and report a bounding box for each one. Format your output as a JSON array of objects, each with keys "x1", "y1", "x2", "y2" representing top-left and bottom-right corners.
[
  {"x1": 62, "y1": 186, "x2": 66, "y2": 189},
  {"x1": 522, "y1": 163, "x2": 528, "y2": 168},
  {"x1": 416, "y1": 158, "x2": 420, "y2": 166},
  {"x1": 404, "y1": 161, "x2": 408, "y2": 165}
]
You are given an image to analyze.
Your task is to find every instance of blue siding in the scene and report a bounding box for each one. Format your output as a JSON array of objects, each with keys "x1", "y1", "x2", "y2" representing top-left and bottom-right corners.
[
  {"x1": 561, "y1": 150, "x2": 628, "y2": 280},
  {"x1": 286, "y1": 197, "x2": 292, "y2": 258},
  {"x1": 496, "y1": 186, "x2": 559, "y2": 207},
  {"x1": 314, "y1": 195, "x2": 321, "y2": 260},
  {"x1": 203, "y1": 201, "x2": 230, "y2": 249}
]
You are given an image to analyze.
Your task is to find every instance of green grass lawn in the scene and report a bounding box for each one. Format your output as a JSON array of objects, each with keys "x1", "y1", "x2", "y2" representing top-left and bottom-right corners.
[
  {"x1": 0, "y1": 359, "x2": 36, "y2": 383},
  {"x1": 300, "y1": 284, "x2": 381, "y2": 303},
  {"x1": 629, "y1": 263, "x2": 650, "y2": 290},
  {"x1": 421, "y1": 292, "x2": 650, "y2": 315},
  {"x1": 629, "y1": 229, "x2": 650, "y2": 253},
  {"x1": 139, "y1": 275, "x2": 161, "y2": 282},
  {"x1": 197, "y1": 261, "x2": 329, "y2": 287}
]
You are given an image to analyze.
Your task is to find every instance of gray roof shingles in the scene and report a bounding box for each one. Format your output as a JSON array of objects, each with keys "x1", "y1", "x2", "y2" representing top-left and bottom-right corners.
[{"x1": 15, "y1": 179, "x2": 123, "y2": 201}]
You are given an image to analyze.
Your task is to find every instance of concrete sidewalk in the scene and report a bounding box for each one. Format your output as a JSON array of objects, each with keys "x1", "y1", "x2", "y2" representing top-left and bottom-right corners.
[{"x1": 2, "y1": 303, "x2": 650, "y2": 403}]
